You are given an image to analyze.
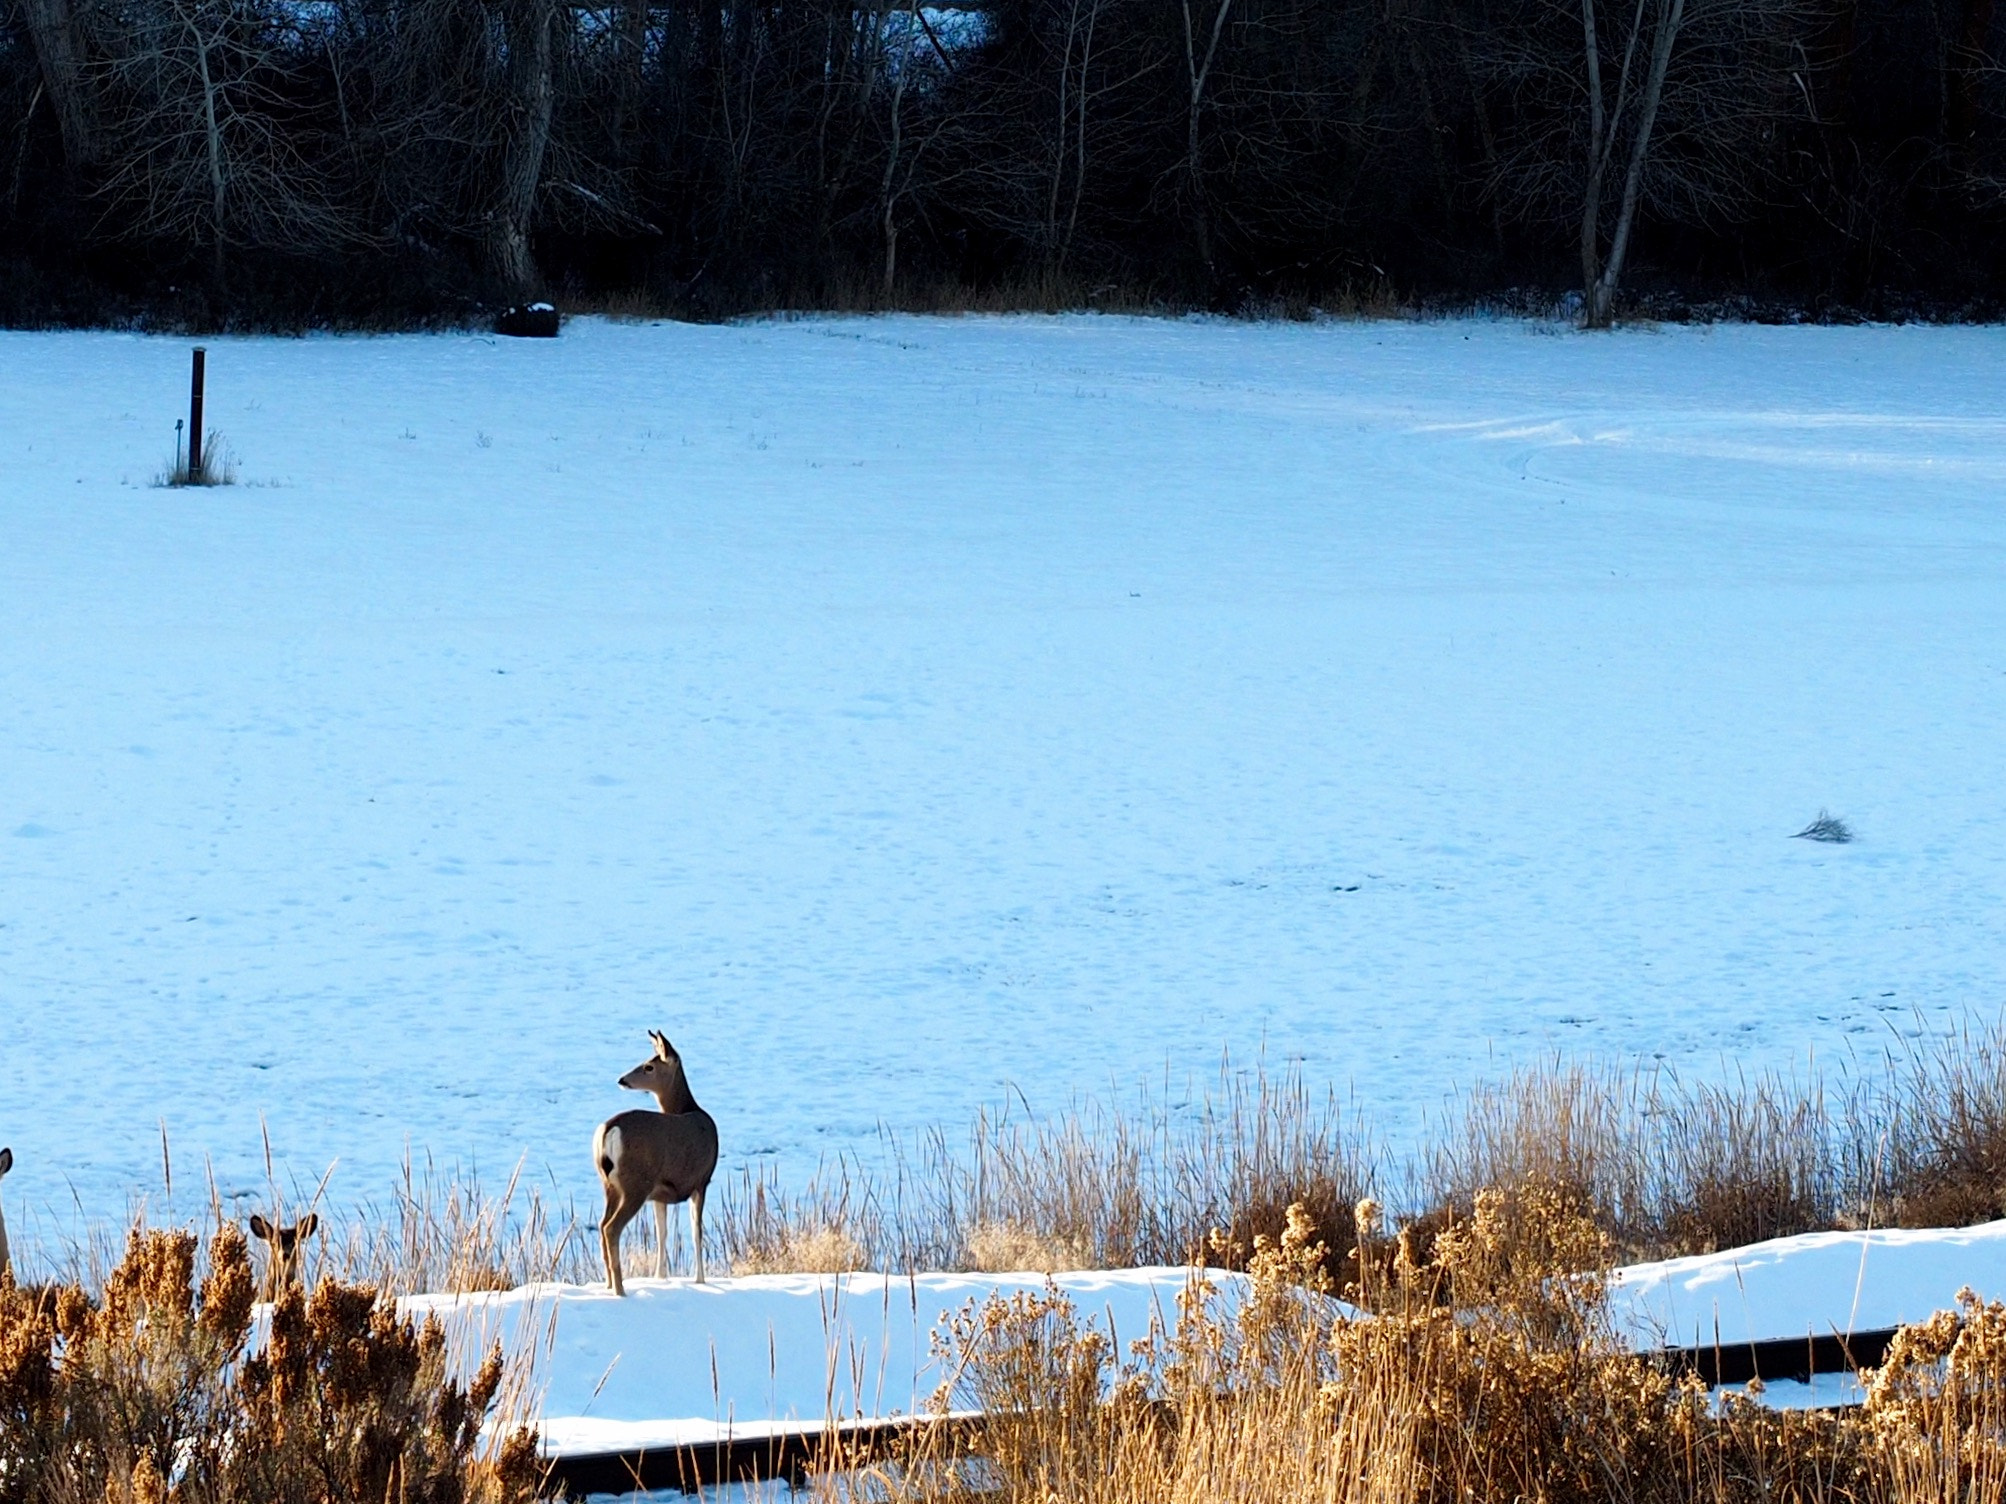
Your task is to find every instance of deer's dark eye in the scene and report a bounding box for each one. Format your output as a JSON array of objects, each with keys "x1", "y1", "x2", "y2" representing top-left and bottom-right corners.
[{"x1": 644, "y1": 1063, "x2": 655, "y2": 1073}]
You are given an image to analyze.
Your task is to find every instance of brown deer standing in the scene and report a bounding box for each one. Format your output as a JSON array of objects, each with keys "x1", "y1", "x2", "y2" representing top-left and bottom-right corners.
[
  {"x1": 0, "y1": 1147, "x2": 12, "y2": 1283},
  {"x1": 594, "y1": 1030, "x2": 718, "y2": 1295},
  {"x1": 248, "y1": 1212, "x2": 319, "y2": 1300}
]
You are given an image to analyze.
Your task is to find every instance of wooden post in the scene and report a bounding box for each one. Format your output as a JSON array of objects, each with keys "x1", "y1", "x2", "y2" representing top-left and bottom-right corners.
[{"x1": 188, "y1": 347, "x2": 206, "y2": 483}]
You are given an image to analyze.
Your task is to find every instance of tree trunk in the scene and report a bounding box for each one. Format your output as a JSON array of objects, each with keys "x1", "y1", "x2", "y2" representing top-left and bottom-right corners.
[
  {"x1": 1948, "y1": 0, "x2": 1996, "y2": 144},
  {"x1": 492, "y1": 0, "x2": 556, "y2": 299},
  {"x1": 1060, "y1": 0, "x2": 1099, "y2": 275},
  {"x1": 189, "y1": 1, "x2": 228, "y2": 283},
  {"x1": 1587, "y1": 0, "x2": 1684, "y2": 327},
  {"x1": 20, "y1": 0, "x2": 97, "y2": 171},
  {"x1": 1180, "y1": 0, "x2": 1234, "y2": 290},
  {"x1": 880, "y1": 8, "x2": 910, "y2": 299},
  {"x1": 615, "y1": 0, "x2": 648, "y2": 142},
  {"x1": 1578, "y1": 0, "x2": 1608, "y2": 324}
]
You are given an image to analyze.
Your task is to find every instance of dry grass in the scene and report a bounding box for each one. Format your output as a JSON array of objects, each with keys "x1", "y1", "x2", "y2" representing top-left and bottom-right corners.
[
  {"x1": 156, "y1": 428, "x2": 238, "y2": 487},
  {"x1": 333, "y1": 1156, "x2": 588, "y2": 1294},
  {"x1": 19, "y1": 1023, "x2": 2006, "y2": 1299},
  {"x1": 833, "y1": 1186, "x2": 2006, "y2": 1504},
  {"x1": 16, "y1": 1020, "x2": 2006, "y2": 1504},
  {"x1": 1871, "y1": 1019, "x2": 2006, "y2": 1228},
  {"x1": 961, "y1": 1222, "x2": 1095, "y2": 1274},
  {"x1": 919, "y1": 1061, "x2": 1376, "y2": 1282},
  {"x1": 733, "y1": 1224, "x2": 870, "y2": 1276},
  {"x1": 0, "y1": 1221, "x2": 542, "y2": 1504},
  {"x1": 1417, "y1": 1055, "x2": 1848, "y2": 1262}
]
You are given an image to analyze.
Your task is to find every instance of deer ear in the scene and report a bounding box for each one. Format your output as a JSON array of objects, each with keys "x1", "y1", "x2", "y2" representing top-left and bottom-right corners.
[
  {"x1": 249, "y1": 1214, "x2": 272, "y2": 1240},
  {"x1": 297, "y1": 1213, "x2": 319, "y2": 1239},
  {"x1": 651, "y1": 1030, "x2": 671, "y2": 1058},
  {"x1": 0, "y1": 1146, "x2": 12, "y2": 1176}
]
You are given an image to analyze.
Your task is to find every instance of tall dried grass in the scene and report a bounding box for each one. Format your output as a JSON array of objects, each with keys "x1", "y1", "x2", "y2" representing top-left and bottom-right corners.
[
  {"x1": 20, "y1": 1022, "x2": 2006, "y2": 1301},
  {"x1": 1421, "y1": 1055, "x2": 1849, "y2": 1261},
  {"x1": 919, "y1": 1061, "x2": 1376, "y2": 1280},
  {"x1": 1873, "y1": 1019, "x2": 2006, "y2": 1229}
]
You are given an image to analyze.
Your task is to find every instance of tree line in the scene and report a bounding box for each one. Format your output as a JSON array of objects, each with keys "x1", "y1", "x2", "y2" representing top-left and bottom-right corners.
[{"x1": 3, "y1": 0, "x2": 2004, "y2": 327}]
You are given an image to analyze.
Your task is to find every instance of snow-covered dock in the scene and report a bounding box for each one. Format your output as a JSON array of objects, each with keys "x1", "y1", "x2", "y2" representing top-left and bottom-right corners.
[
  {"x1": 383, "y1": 1216, "x2": 2006, "y2": 1481},
  {"x1": 405, "y1": 1267, "x2": 1226, "y2": 1460}
]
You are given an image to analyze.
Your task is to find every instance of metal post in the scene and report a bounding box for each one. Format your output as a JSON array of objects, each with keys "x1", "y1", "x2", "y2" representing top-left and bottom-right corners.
[{"x1": 188, "y1": 347, "x2": 206, "y2": 484}]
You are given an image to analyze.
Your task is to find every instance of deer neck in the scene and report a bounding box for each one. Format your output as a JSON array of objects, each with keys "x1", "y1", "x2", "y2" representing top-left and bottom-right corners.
[{"x1": 650, "y1": 1071, "x2": 699, "y2": 1115}]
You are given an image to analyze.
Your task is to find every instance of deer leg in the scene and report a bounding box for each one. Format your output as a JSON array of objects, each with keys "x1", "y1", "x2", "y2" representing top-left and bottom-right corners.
[
  {"x1": 600, "y1": 1183, "x2": 639, "y2": 1298},
  {"x1": 653, "y1": 1199, "x2": 670, "y2": 1280},
  {"x1": 690, "y1": 1185, "x2": 707, "y2": 1285}
]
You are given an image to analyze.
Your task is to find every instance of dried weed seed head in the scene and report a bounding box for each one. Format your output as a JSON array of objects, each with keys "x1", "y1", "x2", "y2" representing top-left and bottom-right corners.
[
  {"x1": 123, "y1": 1450, "x2": 168, "y2": 1504},
  {"x1": 0, "y1": 1279, "x2": 57, "y2": 1412},
  {"x1": 197, "y1": 1221, "x2": 255, "y2": 1355},
  {"x1": 99, "y1": 1228, "x2": 198, "y2": 1344},
  {"x1": 53, "y1": 1284, "x2": 94, "y2": 1345}
]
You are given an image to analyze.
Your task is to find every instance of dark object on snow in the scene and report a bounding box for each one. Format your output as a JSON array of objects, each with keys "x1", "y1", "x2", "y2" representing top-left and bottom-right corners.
[
  {"x1": 1658, "y1": 1324, "x2": 1896, "y2": 1390},
  {"x1": 496, "y1": 302, "x2": 560, "y2": 337},
  {"x1": 188, "y1": 346, "x2": 206, "y2": 481},
  {"x1": 547, "y1": 1415, "x2": 980, "y2": 1498},
  {"x1": 1792, "y1": 809, "x2": 1854, "y2": 844}
]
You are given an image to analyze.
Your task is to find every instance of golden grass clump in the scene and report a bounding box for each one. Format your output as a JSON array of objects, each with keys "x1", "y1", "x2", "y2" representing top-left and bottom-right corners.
[
  {"x1": 962, "y1": 1221, "x2": 1095, "y2": 1273},
  {"x1": 723, "y1": 1170, "x2": 882, "y2": 1275},
  {"x1": 0, "y1": 1217, "x2": 545, "y2": 1504},
  {"x1": 733, "y1": 1224, "x2": 870, "y2": 1276}
]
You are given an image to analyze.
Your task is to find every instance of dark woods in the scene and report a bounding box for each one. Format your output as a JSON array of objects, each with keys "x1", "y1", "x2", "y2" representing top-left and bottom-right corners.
[{"x1": 3, "y1": 0, "x2": 2004, "y2": 328}]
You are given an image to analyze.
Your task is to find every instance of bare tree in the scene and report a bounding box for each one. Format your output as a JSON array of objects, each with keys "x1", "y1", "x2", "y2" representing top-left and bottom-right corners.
[
  {"x1": 91, "y1": 0, "x2": 353, "y2": 275},
  {"x1": 1045, "y1": 0, "x2": 1104, "y2": 276},
  {"x1": 1178, "y1": 0, "x2": 1235, "y2": 280},
  {"x1": 1577, "y1": 0, "x2": 1686, "y2": 325},
  {"x1": 1475, "y1": 0, "x2": 1801, "y2": 326},
  {"x1": 878, "y1": 2, "x2": 955, "y2": 295},
  {"x1": 489, "y1": 0, "x2": 555, "y2": 296},
  {"x1": 20, "y1": 0, "x2": 99, "y2": 170}
]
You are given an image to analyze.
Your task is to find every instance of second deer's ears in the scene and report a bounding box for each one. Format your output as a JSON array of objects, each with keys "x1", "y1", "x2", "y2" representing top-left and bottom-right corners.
[
  {"x1": 249, "y1": 1214, "x2": 273, "y2": 1240},
  {"x1": 296, "y1": 1212, "x2": 319, "y2": 1239},
  {"x1": 0, "y1": 1146, "x2": 12, "y2": 1176},
  {"x1": 650, "y1": 1029, "x2": 672, "y2": 1058}
]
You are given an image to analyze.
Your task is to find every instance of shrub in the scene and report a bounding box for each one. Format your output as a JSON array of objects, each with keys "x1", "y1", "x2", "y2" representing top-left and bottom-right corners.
[
  {"x1": 158, "y1": 428, "x2": 238, "y2": 487},
  {"x1": 1793, "y1": 810, "x2": 1855, "y2": 844},
  {"x1": 0, "y1": 1221, "x2": 544, "y2": 1504}
]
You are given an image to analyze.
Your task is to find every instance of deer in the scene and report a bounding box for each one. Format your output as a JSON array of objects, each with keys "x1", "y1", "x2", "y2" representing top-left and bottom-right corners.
[
  {"x1": 248, "y1": 1211, "x2": 319, "y2": 1300},
  {"x1": 0, "y1": 1147, "x2": 12, "y2": 1283},
  {"x1": 593, "y1": 1030, "x2": 719, "y2": 1296}
]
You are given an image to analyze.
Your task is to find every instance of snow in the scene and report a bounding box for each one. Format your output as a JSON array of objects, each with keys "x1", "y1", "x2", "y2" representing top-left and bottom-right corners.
[
  {"x1": 2, "y1": 315, "x2": 2006, "y2": 1254},
  {"x1": 400, "y1": 1266, "x2": 1226, "y2": 1455},
  {"x1": 1609, "y1": 1217, "x2": 2006, "y2": 1350},
  {"x1": 394, "y1": 1222, "x2": 2006, "y2": 1454},
  {"x1": 1716, "y1": 1374, "x2": 1868, "y2": 1410}
]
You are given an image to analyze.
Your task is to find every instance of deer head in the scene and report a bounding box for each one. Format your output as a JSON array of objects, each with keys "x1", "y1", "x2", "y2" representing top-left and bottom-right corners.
[
  {"x1": 248, "y1": 1212, "x2": 319, "y2": 1296},
  {"x1": 618, "y1": 1030, "x2": 698, "y2": 1113}
]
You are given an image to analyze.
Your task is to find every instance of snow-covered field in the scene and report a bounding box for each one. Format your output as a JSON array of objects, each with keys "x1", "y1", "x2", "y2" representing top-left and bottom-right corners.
[{"x1": 3, "y1": 314, "x2": 2004, "y2": 1254}]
